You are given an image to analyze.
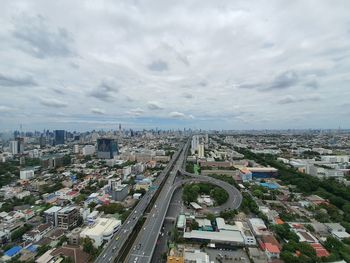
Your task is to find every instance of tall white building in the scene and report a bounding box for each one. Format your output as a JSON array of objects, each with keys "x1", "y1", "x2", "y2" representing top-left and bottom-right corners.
[
  {"x1": 73, "y1": 145, "x2": 80, "y2": 154},
  {"x1": 82, "y1": 145, "x2": 95, "y2": 156},
  {"x1": 20, "y1": 169, "x2": 34, "y2": 180},
  {"x1": 198, "y1": 144, "x2": 205, "y2": 158},
  {"x1": 9, "y1": 141, "x2": 18, "y2": 155},
  {"x1": 191, "y1": 135, "x2": 200, "y2": 155}
]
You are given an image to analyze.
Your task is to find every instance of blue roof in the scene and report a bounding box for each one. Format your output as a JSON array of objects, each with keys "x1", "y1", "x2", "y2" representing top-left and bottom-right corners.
[
  {"x1": 5, "y1": 246, "x2": 22, "y2": 257},
  {"x1": 260, "y1": 182, "x2": 279, "y2": 189},
  {"x1": 26, "y1": 245, "x2": 37, "y2": 253}
]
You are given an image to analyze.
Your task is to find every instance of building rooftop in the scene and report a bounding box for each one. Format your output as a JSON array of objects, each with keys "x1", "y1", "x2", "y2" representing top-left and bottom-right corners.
[
  {"x1": 44, "y1": 206, "x2": 62, "y2": 214},
  {"x1": 184, "y1": 229, "x2": 244, "y2": 243},
  {"x1": 81, "y1": 217, "x2": 121, "y2": 237}
]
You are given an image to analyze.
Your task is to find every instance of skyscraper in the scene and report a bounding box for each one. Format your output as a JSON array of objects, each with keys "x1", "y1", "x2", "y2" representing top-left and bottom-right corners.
[
  {"x1": 54, "y1": 130, "x2": 66, "y2": 145},
  {"x1": 16, "y1": 137, "x2": 24, "y2": 154},
  {"x1": 97, "y1": 138, "x2": 119, "y2": 159},
  {"x1": 9, "y1": 140, "x2": 18, "y2": 154}
]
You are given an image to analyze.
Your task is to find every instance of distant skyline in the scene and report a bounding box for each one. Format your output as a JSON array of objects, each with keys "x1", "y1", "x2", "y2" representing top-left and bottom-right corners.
[{"x1": 0, "y1": 0, "x2": 350, "y2": 131}]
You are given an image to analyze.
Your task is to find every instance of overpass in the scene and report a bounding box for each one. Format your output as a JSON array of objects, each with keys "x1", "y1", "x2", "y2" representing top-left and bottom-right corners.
[
  {"x1": 124, "y1": 142, "x2": 242, "y2": 263},
  {"x1": 95, "y1": 145, "x2": 185, "y2": 263}
]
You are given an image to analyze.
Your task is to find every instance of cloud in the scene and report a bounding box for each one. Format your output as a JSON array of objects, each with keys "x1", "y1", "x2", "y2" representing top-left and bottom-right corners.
[
  {"x1": 182, "y1": 92, "x2": 194, "y2": 99},
  {"x1": 304, "y1": 79, "x2": 319, "y2": 89},
  {"x1": 169, "y1": 111, "x2": 186, "y2": 119},
  {"x1": 126, "y1": 108, "x2": 145, "y2": 116},
  {"x1": 277, "y1": 94, "x2": 321, "y2": 104},
  {"x1": 89, "y1": 80, "x2": 119, "y2": 102},
  {"x1": 39, "y1": 97, "x2": 68, "y2": 108},
  {"x1": 147, "y1": 101, "x2": 163, "y2": 110},
  {"x1": 147, "y1": 60, "x2": 168, "y2": 72},
  {"x1": 0, "y1": 106, "x2": 12, "y2": 112},
  {"x1": 0, "y1": 73, "x2": 37, "y2": 87},
  {"x1": 265, "y1": 71, "x2": 299, "y2": 90},
  {"x1": 12, "y1": 14, "x2": 74, "y2": 58},
  {"x1": 240, "y1": 70, "x2": 320, "y2": 91},
  {"x1": 91, "y1": 108, "x2": 105, "y2": 115}
]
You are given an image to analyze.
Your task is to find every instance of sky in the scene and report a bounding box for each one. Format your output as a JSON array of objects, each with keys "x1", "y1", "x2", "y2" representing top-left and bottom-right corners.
[{"x1": 0, "y1": 0, "x2": 349, "y2": 132}]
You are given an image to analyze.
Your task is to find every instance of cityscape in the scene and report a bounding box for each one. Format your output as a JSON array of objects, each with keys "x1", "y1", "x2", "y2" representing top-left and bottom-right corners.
[{"x1": 1, "y1": 1, "x2": 350, "y2": 263}]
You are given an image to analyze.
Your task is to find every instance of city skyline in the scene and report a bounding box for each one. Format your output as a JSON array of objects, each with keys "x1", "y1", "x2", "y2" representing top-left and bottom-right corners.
[{"x1": 1, "y1": 0, "x2": 350, "y2": 131}]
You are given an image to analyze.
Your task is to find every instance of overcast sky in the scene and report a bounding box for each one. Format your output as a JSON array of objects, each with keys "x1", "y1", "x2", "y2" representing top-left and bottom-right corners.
[{"x1": 0, "y1": 0, "x2": 349, "y2": 131}]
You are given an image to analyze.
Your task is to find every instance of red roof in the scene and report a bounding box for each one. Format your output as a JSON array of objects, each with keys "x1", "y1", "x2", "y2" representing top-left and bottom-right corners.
[
  {"x1": 310, "y1": 243, "x2": 330, "y2": 258},
  {"x1": 265, "y1": 243, "x2": 280, "y2": 254}
]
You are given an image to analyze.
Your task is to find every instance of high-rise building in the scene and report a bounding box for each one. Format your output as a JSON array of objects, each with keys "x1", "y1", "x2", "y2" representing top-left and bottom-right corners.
[
  {"x1": 39, "y1": 134, "x2": 46, "y2": 148},
  {"x1": 198, "y1": 143, "x2": 205, "y2": 158},
  {"x1": 54, "y1": 130, "x2": 66, "y2": 145},
  {"x1": 15, "y1": 137, "x2": 24, "y2": 154},
  {"x1": 191, "y1": 135, "x2": 200, "y2": 155},
  {"x1": 97, "y1": 138, "x2": 118, "y2": 159},
  {"x1": 9, "y1": 140, "x2": 18, "y2": 154}
]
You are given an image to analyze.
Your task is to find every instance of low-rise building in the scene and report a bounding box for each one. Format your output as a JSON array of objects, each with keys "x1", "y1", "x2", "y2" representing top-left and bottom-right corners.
[{"x1": 80, "y1": 217, "x2": 121, "y2": 247}]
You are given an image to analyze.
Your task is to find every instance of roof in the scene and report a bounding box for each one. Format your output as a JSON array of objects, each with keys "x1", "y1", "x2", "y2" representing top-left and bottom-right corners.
[
  {"x1": 265, "y1": 243, "x2": 280, "y2": 254},
  {"x1": 81, "y1": 217, "x2": 121, "y2": 237},
  {"x1": 5, "y1": 246, "x2": 22, "y2": 257},
  {"x1": 190, "y1": 202, "x2": 202, "y2": 210},
  {"x1": 44, "y1": 206, "x2": 62, "y2": 214},
  {"x1": 275, "y1": 218, "x2": 284, "y2": 225},
  {"x1": 184, "y1": 229, "x2": 244, "y2": 243},
  {"x1": 216, "y1": 218, "x2": 238, "y2": 231},
  {"x1": 310, "y1": 243, "x2": 330, "y2": 258},
  {"x1": 177, "y1": 215, "x2": 186, "y2": 228}
]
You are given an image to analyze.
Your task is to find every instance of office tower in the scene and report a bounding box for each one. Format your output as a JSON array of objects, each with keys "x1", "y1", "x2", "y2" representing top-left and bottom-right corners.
[
  {"x1": 39, "y1": 135, "x2": 46, "y2": 148},
  {"x1": 96, "y1": 138, "x2": 119, "y2": 159},
  {"x1": 15, "y1": 137, "x2": 24, "y2": 154},
  {"x1": 54, "y1": 130, "x2": 66, "y2": 145}
]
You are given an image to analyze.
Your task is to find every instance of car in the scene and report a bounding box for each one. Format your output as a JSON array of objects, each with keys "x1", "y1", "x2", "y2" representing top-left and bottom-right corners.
[
  {"x1": 103, "y1": 254, "x2": 106, "y2": 258},
  {"x1": 115, "y1": 236, "x2": 119, "y2": 240},
  {"x1": 112, "y1": 246, "x2": 117, "y2": 251}
]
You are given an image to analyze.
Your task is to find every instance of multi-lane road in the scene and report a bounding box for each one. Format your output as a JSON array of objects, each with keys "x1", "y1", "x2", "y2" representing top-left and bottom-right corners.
[
  {"x1": 124, "y1": 142, "x2": 242, "y2": 263},
  {"x1": 95, "y1": 146, "x2": 184, "y2": 263},
  {"x1": 96, "y1": 138, "x2": 243, "y2": 263},
  {"x1": 125, "y1": 144, "x2": 187, "y2": 263}
]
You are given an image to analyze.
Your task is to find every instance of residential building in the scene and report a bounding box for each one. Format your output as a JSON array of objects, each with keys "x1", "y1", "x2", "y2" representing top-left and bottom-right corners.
[
  {"x1": 82, "y1": 145, "x2": 95, "y2": 156},
  {"x1": 44, "y1": 206, "x2": 62, "y2": 227},
  {"x1": 57, "y1": 207, "x2": 79, "y2": 230},
  {"x1": 20, "y1": 168, "x2": 34, "y2": 180}
]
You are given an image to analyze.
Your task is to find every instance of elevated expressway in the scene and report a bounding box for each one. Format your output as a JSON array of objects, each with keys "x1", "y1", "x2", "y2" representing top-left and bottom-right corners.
[{"x1": 124, "y1": 143, "x2": 242, "y2": 263}]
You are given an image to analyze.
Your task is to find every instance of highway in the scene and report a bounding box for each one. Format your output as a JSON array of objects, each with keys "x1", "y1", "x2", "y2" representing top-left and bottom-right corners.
[
  {"x1": 95, "y1": 145, "x2": 184, "y2": 263},
  {"x1": 125, "y1": 141, "x2": 243, "y2": 263},
  {"x1": 125, "y1": 144, "x2": 187, "y2": 263}
]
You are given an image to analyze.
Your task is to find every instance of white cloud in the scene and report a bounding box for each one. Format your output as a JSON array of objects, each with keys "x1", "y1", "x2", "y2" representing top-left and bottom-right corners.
[
  {"x1": 169, "y1": 111, "x2": 186, "y2": 119},
  {"x1": 91, "y1": 108, "x2": 105, "y2": 115},
  {"x1": 0, "y1": 106, "x2": 12, "y2": 112},
  {"x1": 147, "y1": 101, "x2": 163, "y2": 110},
  {"x1": 0, "y1": 0, "x2": 349, "y2": 130},
  {"x1": 39, "y1": 98, "x2": 68, "y2": 108}
]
